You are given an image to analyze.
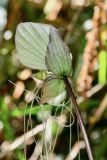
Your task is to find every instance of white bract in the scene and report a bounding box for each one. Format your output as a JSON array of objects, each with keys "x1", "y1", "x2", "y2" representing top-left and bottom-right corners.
[{"x1": 15, "y1": 23, "x2": 72, "y2": 103}]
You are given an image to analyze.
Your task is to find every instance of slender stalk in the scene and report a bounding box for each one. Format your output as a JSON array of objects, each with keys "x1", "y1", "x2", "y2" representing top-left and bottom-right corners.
[{"x1": 64, "y1": 77, "x2": 94, "y2": 160}]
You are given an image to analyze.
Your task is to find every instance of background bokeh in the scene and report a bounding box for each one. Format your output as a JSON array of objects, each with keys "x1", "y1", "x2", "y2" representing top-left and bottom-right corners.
[{"x1": 0, "y1": 0, "x2": 107, "y2": 160}]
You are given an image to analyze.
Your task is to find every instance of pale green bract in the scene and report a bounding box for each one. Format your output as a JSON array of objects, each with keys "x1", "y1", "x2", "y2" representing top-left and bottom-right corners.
[
  {"x1": 46, "y1": 26, "x2": 72, "y2": 77},
  {"x1": 15, "y1": 23, "x2": 72, "y2": 104},
  {"x1": 15, "y1": 22, "x2": 50, "y2": 70},
  {"x1": 40, "y1": 79, "x2": 66, "y2": 104}
]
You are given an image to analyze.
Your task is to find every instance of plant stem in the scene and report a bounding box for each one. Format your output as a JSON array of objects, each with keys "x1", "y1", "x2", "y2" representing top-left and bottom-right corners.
[{"x1": 64, "y1": 77, "x2": 94, "y2": 160}]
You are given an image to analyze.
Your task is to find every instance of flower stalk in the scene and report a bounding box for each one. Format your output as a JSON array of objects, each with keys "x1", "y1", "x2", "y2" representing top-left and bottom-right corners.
[{"x1": 64, "y1": 76, "x2": 94, "y2": 160}]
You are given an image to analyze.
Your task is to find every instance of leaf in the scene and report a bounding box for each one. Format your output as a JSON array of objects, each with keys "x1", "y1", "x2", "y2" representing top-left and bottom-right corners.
[
  {"x1": 15, "y1": 22, "x2": 50, "y2": 70},
  {"x1": 10, "y1": 105, "x2": 51, "y2": 117},
  {"x1": 98, "y1": 50, "x2": 107, "y2": 84},
  {"x1": 46, "y1": 26, "x2": 72, "y2": 77},
  {"x1": 40, "y1": 78, "x2": 66, "y2": 104}
]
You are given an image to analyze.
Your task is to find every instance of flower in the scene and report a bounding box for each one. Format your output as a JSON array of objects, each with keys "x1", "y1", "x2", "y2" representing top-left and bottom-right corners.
[{"x1": 15, "y1": 23, "x2": 72, "y2": 104}]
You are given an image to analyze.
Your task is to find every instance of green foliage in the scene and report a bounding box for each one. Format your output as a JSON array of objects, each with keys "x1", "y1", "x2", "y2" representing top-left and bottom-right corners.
[
  {"x1": 0, "y1": 97, "x2": 14, "y2": 140},
  {"x1": 11, "y1": 104, "x2": 51, "y2": 117},
  {"x1": 51, "y1": 121, "x2": 59, "y2": 136},
  {"x1": 16, "y1": 150, "x2": 25, "y2": 160},
  {"x1": 98, "y1": 50, "x2": 107, "y2": 84},
  {"x1": 0, "y1": 97, "x2": 51, "y2": 140}
]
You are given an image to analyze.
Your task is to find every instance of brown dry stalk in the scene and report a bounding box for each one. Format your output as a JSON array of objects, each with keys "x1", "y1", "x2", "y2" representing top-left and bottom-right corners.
[
  {"x1": 66, "y1": 140, "x2": 85, "y2": 160},
  {"x1": 77, "y1": 0, "x2": 107, "y2": 97},
  {"x1": 77, "y1": 4, "x2": 101, "y2": 96}
]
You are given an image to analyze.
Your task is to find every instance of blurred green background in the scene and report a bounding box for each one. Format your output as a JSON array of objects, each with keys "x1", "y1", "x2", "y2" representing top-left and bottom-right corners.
[{"x1": 0, "y1": 0, "x2": 107, "y2": 160}]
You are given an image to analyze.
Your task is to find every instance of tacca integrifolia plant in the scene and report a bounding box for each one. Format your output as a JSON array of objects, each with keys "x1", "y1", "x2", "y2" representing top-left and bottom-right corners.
[{"x1": 15, "y1": 23, "x2": 94, "y2": 160}]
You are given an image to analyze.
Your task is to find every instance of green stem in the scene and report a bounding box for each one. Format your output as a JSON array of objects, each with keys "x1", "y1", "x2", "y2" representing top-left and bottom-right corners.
[{"x1": 64, "y1": 77, "x2": 94, "y2": 160}]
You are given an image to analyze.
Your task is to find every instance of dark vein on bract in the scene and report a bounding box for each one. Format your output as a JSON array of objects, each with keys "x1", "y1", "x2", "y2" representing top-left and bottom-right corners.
[
  {"x1": 48, "y1": 38, "x2": 61, "y2": 75},
  {"x1": 51, "y1": 28, "x2": 63, "y2": 75},
  {"x1": 52, "y1": 29, "x2": 65, "y2": 75},
  {"x1": 23, "y1": 25, "x2": 46, "y2": 51},
  {"x1": 20, "y1": 57, "x2": 46, "y2": 69},
  {"x1": 16, "y1": 39, "x2": 45, "y2": 62},
  {"x1": 30, "y1": 23, "x2": 49, "y2": 46},
  {"x1": 17, "y1": 28, "x2": 46, "y2": 56},
  {"x1": 46, "y1": 30, "x2": 60, "y2": 76},
  {"x1": 49, "y1": 27, "x2": 63, "y2": 75},
  {"x1": 42, "y1": 80, "x2": 65, "y2": 100}
]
